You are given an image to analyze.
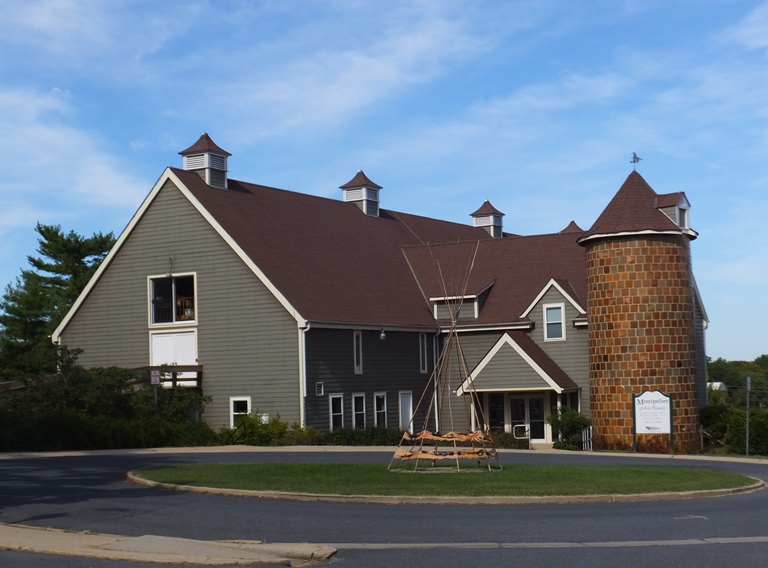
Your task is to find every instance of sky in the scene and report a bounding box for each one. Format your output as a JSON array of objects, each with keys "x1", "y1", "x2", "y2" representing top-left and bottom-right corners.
[{"x1": 0, "y1": 0, "x2": 766, "y2": 362}]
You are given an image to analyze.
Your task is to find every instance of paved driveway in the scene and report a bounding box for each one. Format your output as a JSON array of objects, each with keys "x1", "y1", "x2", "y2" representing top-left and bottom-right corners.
[{"x1": 1, "y1": 448, "x2": 767, "y2": 567}]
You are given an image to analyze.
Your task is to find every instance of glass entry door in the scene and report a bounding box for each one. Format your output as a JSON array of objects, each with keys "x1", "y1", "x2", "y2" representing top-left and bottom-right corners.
[{"x1": 509, "y1": 395, "x2": 547, "y2": 441}]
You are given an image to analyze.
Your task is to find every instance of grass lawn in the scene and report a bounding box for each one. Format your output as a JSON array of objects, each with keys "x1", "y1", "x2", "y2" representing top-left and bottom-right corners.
[{"x1": 135, "y1": 463, "x2": 754, "y2": 497}]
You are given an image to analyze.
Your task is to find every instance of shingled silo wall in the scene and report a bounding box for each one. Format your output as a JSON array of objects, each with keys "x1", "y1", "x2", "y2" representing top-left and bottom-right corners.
[{"x1": 584, "y1": 234, "x2": 700, "y2": 453}]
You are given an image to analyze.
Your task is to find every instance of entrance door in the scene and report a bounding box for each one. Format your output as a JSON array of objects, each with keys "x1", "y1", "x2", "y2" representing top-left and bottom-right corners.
[{"x1": 509, "y1": 395, "x2": 547, "y2": 442}]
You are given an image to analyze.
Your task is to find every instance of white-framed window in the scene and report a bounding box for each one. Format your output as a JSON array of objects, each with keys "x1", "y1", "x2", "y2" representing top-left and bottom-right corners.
[
  {"x1": 544, "y1": 303, "x2": 565, "y2": 341},
  {"x1": 149, "y1": 273, "x2": 196, "y2": 325},
  {"x1": 352, "y1": 393, "x2": 366, "y2": 429},
  {"x1": 353, "y1": 330, "x2": 363, "y2": 374},
  {"x1": 229, "y1": 396, "x2": 251, "y2": 428},
  {"x1": 315, "y1": 382, "x2": 324, "y2": 397},
  {"x1": 374, "y1": 392, "x2": 387, "y2": 427},
  {"x1": 419, "y1": 333, "x2": 428, "y2": 374},
  {"x1": 329, "y1": 393, "x2": 344, "y2": 431},
  {"x1": 399, "y1": 390, "x2": 413, "y2": 434}
]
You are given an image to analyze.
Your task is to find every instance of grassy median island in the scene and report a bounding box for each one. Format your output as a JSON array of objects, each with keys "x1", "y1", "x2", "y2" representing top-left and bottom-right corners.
[{"x1": 135, "y1": 463, "x2": 754, "y2": 497}]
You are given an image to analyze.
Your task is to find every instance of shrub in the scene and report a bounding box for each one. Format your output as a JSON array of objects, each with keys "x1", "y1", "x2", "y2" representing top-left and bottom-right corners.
[{"x1": 548, "y1": 409, "x2": 592, "y2": 450}]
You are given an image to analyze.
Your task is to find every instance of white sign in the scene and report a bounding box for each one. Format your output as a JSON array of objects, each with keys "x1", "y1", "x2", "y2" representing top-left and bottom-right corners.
[
  {"x1": 634, "y1": 390, "x2": 671, "y2": 434},
  {"x1": 151, "y1": 370, "x2": 161, "y2": 385}
]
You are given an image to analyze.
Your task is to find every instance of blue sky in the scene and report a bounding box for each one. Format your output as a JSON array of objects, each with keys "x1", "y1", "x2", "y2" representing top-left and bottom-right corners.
[{"x1": 0, "y1": 1, "x2": 766, "y2": 361}]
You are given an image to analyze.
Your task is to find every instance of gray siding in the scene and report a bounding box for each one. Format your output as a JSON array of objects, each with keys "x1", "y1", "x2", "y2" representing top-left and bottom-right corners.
[
  {"x1": 472, "y1": 343, "x2": 553, "y2": 391},
  {"x1": 59, "y1": 180, "x2": 300, "y2": 429},
  {"x1": 528, "y1": 287, "x2": 590, "y2": 415},
  {"x1": 439, "y1": 332, "x2": 502, "y2": 431},
  {"x1": 693, "y1": 292, "x2": 708, "y2": 409},
  {"x1": 305, "y1": 329, "x2": 434, "y2": 431}
]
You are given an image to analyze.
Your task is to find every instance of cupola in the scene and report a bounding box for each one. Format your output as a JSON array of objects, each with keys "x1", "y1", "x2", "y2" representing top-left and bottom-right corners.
[
  {"x1": 340, "y1": 170, "x2": 382, "y2": 217},
  {"x1": 179, "y1": 133, "x2": 231, "y2": 189},
  {"x1": 470, "y1": 200, "x2": 504, "y2": 237}
]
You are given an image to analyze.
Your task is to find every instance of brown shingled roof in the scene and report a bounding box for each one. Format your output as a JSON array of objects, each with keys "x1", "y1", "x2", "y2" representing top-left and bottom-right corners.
[
  {"x1": 470, "y1": 200, "x2": 504, "y2": 217},
  {"x1": 179, "y1": 133, "x2": 232, "y2": 157},
  {"x1": 580, "y1": 171, "x2": 681, "y2": 241},
  {"x1": 402, "y1": 231, "x2": 587, "y2": 326},
  {"x1": 339, "y1": 170, "x2": 382, "y2": 190},
  {"x1": 174, "y1": 168, "x2": 490, "y2": 327}
]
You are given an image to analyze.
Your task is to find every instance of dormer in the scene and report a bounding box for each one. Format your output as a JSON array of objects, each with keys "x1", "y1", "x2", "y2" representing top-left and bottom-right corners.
[
  {"x1": 430, "y1": 282, "x2": 494, "y2": 323},
  {"x1": 340, "y1": 170, "x2": 382, "y2": 217},
  {"x1": 470, "y1": 201, "x2": 504, "y2": 238},
  {"x1": 656, "y1": 192, "x2": 691, "y2": 230},
  {"x1": 179, "y1": 133, "x2": 231, "y2": 189}
]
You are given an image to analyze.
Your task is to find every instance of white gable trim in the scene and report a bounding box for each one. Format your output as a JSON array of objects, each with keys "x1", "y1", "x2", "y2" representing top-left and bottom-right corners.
[
  {"x1": 578, "y1": 228, "x2": 698, "y2": 244},
  {"x1": 52, "y1": 168, "x2": 306, "y2": 343},
  {"x1": 456, "y1": 332, "x2": 563, "y2": 396},
  {"x1": 521, "y1": 278, "x2": 585, "y2": 319}
]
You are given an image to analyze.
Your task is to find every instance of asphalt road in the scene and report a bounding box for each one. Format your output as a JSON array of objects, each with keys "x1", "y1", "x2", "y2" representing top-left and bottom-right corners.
[{"x1": 1, "y1": 448, "x2": 767, "y2": 567}]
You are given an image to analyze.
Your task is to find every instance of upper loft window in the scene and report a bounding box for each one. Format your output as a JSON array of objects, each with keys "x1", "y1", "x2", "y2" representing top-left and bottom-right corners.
[
  {"x1": 677, "y1": 204, "x2": 689, "y2": 230},
  {"x1": 544, "y1": 303, "x2": 565, "y2": 341},
  {"x1": 150, "y1": 275, "x2": 195, "y2": 324}
]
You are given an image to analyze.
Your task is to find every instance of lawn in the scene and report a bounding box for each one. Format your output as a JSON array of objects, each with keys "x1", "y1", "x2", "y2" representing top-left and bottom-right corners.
[{"x1": 135, "y1": 462, "x2": 754, "y2": 497}]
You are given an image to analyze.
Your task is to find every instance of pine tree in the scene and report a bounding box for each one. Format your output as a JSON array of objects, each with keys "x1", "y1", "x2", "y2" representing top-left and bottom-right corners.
[{"x1": 0, "y1": 223, "x2": 115, "y2": 380}]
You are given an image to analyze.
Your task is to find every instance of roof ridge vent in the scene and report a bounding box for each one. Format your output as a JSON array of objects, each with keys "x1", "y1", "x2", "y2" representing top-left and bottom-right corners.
[
  {"x1": 179, "y1": 133, "x2": 231, "y2": 189},
  {"x1": 470, "y1": 200, "x2": 504, "y2": 237},
  {"x1": 340, "y1": 170, "x2": 382, "y2": 217}
]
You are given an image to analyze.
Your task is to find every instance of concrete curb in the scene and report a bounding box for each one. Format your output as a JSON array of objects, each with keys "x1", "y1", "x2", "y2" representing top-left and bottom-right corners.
[
  {"x1": 126, "y1": 470, "x2": 766, "y2": 506},
  {"x1": 0, "y1": 523, "x2": 336, "y2": 566}
]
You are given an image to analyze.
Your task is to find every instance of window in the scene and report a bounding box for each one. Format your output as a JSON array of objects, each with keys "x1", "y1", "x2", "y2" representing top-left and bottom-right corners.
[
  {"x1": 353, "y1": 330, "x2": 363, "y2": 374},
  {"x1": 399, "y1": 390, "x2": 413, "y2": 433},
  {"x1": 374, "y1": 392, "x2": 387, "y2": 427},
  {"x1": 229, "y1": 396, "x2": 251, "y2": 428},
  {"x1": 419, "y1": 333, "x2": 428, "y2": 373},
  {"x1": 150, "y1": 275, "x2": 195, "y2": 324},
  {"x1": 544, "y1": 303, "x2": 565, "y2": 341},
  {"x1": 329, "y1": 393, "x2": 344, "y2": 431},
  {"x1": 352, "y1": 393, "x2": 366, "y2": 429},
  {"x1": 315, "y1": 382, "x2": 324, "y2": 397}
]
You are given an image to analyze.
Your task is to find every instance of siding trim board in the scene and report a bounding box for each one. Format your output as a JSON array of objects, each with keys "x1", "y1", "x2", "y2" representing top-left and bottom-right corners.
[
  {"x1": 53, "y1": 168, "x2": 306, "y2": 344},
  {"x1": 457, "y1": 333, "x2": 565, "y2": 395}
]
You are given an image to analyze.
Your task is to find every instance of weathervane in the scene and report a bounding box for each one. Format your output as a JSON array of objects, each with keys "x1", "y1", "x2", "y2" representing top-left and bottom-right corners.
[{"x1": 630, "y1": 152, "x2": 642, "y2": 170}]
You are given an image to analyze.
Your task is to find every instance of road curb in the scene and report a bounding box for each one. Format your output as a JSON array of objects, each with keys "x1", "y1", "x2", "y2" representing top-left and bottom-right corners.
[{"x1": 126, "y1": 470, "x2": 766, "y2": 506}]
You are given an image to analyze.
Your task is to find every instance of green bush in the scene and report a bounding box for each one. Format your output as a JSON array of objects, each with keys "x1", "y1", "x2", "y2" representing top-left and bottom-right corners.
[
  {"x1": 701, "y1": 404, "x2": 768, "y2": 456},
  {"x1": 0, "y1": 357, "x2": 216, "y2": 452},
  {"x1": 548, "y1": 409, "x2": 592, "y2": 450}
]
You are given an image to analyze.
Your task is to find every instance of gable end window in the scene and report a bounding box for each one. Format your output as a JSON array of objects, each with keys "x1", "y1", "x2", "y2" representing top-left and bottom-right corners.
[
  {"x1": 150, "y1": 274, "x2": 195, "y2": 324},
  {"x1": 544, "y1": 303, "x2": 565, "y2": 341},
  {"x1": 353, "y1": 330, "x2": 363, "y2": 374}
]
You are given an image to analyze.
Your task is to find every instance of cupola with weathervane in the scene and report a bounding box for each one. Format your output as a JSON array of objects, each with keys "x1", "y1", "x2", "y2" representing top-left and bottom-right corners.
[
  {"x1": 340, "y1": 170, "x2": 382, "y2": 217},
  {"x1": 179, "y1": 133, "x2": 231, "y2": 189},
  {"x1": 470, "y1": 200, "x2": 504, "y2": 238}
]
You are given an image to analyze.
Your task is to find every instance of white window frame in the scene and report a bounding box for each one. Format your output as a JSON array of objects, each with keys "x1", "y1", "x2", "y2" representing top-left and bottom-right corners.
[
  {"x1": 229, "y1": 396, "x2": 251, "y2": 428},
  {"x1": 419, "y1": 333, "x2": 428, "y2": 374},
  {"x1": 543, "y1": 302, "x2": 566, "y2": 341},
  {"x1": 352, "y1": 393, "x2": 366, "y2": 429},
  {"x1": 315, "y1": 382, "x2": 324, "y2": 397},
  {"x1": 374, "y1": 392, "x2": 387, "y2": 428},
  {"x1": 148, "y1": 272, "x2": 197, "y2": 327},
  {"x1": 329, "y1": 393, "x2": 344, "y2": 431},
  {"x1": 353, "y1": 330, "x2": 363, "y2": 374}
]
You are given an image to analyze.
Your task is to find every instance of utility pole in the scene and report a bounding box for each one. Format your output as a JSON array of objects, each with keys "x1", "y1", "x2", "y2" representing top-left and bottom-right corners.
[{"x1": 746, "y1": 376, "x2": 751, "y2": 456}]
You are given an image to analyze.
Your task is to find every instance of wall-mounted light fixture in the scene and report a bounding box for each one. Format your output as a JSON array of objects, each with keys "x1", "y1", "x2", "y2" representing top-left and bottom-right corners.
[{"x1": 379, "y1": 328, "x2": 386, "y2": 340}]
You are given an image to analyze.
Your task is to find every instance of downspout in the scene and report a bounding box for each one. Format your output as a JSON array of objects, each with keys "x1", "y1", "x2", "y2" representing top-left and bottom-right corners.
[{"x1": 300, "y1": 321, "x2": 311, "y2": 428}]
